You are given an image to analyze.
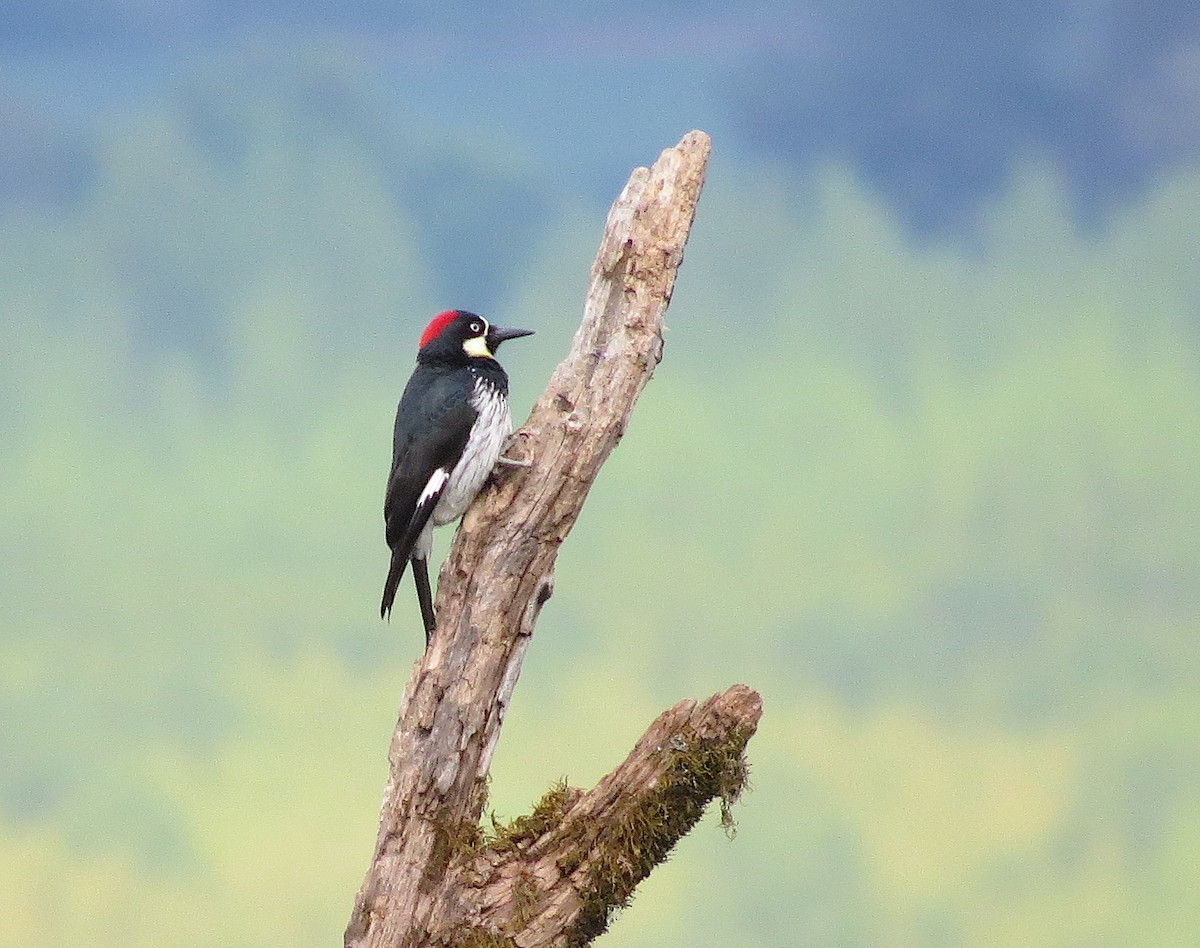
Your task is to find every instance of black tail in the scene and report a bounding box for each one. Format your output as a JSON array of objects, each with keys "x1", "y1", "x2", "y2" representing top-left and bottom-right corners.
[
  {"x1": 412, "y1": 557, "x2": 435, "y2": 645},
  {"x1": 380, "y1": 551, "x2": 408, "y2": 619}
]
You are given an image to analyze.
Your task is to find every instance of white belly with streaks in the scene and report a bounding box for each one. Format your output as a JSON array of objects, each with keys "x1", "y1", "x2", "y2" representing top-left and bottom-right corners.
[{"x1": 432, "y1": 378, "x2": 511, "y2": 527}]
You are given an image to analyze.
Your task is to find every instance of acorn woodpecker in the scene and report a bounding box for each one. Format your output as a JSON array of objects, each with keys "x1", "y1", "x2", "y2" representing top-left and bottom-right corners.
[{"x1": 381, "y1": 310, "x2": 533, "y2": 642}]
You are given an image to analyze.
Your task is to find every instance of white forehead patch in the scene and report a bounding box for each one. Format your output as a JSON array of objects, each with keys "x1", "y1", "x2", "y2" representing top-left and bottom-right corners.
[{"x1": 462, "y1": 318, "x2": 493, "y2": 359}]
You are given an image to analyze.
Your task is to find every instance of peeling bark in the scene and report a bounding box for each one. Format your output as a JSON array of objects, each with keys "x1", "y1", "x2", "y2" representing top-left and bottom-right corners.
[{"x1": 346, "y1": 131, "x2": 761, "y2": 948}]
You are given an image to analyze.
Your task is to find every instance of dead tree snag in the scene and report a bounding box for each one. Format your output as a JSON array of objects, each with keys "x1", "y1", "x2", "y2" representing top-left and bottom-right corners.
[{"x1": 346, "y1": 130, "x2": 762, "y2": 948}]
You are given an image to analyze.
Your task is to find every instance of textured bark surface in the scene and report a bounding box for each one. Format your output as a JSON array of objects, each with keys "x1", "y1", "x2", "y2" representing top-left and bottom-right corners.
[
  {"x1": 346, "y1": 131, "x2": 760, "y2": 948},
  {"x1": 458, "y1": 684, "x2": 762, "y2": 947}
]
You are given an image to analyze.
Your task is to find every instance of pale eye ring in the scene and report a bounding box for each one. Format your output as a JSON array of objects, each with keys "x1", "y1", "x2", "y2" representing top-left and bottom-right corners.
[{"x1": 470, "y1": 322, "x2": 482, "y2": 333}]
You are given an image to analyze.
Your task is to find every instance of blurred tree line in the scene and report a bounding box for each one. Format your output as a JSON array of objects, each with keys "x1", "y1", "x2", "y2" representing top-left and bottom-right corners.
[{"x1": 1, "y1": 50, "x2": 1198, "y2": 946}]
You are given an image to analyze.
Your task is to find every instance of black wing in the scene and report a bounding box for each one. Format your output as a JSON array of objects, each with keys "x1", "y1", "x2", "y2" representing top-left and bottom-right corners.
[{"x1": 381, "y1": 367, "x2": 477, "y2": 617}]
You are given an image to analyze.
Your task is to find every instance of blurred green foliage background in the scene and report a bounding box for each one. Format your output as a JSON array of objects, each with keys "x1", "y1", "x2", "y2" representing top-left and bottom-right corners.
[{"x1": 3, "y1": 28, "x2": 1200, "y2": 948}]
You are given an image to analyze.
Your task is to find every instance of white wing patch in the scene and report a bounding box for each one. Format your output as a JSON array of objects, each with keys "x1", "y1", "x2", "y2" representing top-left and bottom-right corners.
[
  {"x1": 417, "y1": 467, "x2": 450, "y2": 508},
  {"x1": 432, "y1": 377, "x2": 511, "y2": 527}
]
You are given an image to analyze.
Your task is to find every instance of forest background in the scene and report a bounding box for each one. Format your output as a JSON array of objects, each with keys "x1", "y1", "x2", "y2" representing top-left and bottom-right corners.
[{"x1": 2, "y1": 2, "x2": 1199, "y2": 945}]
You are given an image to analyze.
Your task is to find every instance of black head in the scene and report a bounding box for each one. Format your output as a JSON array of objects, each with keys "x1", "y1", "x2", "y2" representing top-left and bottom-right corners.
[{"x1": 416, "y1": 310, "x2": 533, "y2": 365}]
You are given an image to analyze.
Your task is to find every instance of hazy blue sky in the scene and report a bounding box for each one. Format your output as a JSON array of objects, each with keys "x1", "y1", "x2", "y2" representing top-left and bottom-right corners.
[{"x1": 4, "y1": 0, "x2": 1199, "y2": 231}]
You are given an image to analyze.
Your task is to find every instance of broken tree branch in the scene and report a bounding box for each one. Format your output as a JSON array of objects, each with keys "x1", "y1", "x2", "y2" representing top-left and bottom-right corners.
[
  {"x1": 347, "y1": 130, "x2": 760, "y2": 948},
  {"x1": 461, "y1": 684, "x2": 763, "y2": 946}
]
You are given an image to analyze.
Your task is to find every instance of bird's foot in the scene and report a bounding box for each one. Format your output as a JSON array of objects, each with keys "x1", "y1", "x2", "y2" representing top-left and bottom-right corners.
[{"x1": 496, "y1": 431, "x2": 534, "y2": 471}]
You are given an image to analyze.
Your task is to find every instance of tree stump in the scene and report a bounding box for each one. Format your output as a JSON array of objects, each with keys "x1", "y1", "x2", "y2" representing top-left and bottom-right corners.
[{"x1": 346, "y1": 130, "x2": 763, "y2": 948}]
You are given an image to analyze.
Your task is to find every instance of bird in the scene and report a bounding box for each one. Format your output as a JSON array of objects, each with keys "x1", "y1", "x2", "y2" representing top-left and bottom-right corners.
[{"x1": 381, "y1": 309, "x2": 534, "y2": 643}]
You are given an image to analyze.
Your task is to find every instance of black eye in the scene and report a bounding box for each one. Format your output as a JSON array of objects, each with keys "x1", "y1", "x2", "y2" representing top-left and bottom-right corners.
[{"x1": 470, "y1": 322, "x2": 482, "y2": 333}]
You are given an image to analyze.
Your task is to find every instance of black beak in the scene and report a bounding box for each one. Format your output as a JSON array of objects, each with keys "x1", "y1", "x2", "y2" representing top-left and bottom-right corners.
[{"x1": 488, "y1": 326, "x2": 535, "y2": 349}]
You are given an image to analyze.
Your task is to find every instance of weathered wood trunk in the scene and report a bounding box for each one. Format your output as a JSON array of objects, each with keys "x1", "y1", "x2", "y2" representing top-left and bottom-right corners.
[{"x1": 346, "y1": 131, "x2": 763, "y2": 948}]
